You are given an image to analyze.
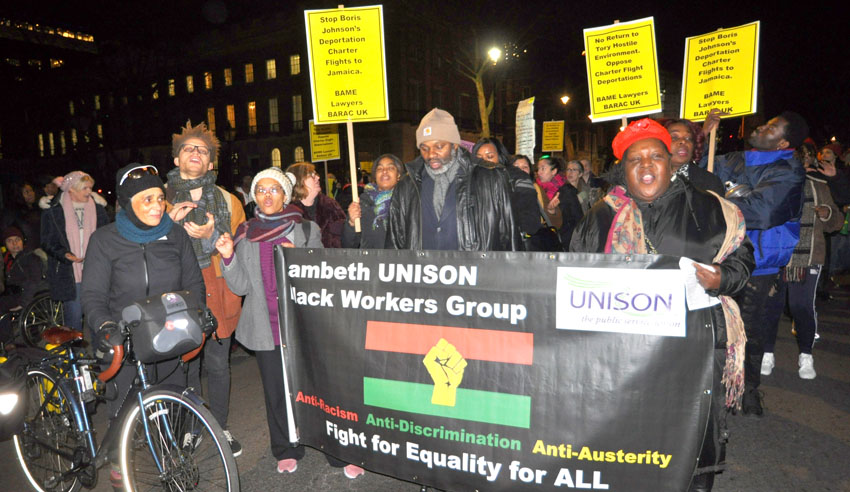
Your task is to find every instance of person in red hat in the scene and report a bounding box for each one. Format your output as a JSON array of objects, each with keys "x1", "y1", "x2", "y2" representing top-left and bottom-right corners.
[{"x1": 571, "y1": 118, "x2": 755, "y2": 492}]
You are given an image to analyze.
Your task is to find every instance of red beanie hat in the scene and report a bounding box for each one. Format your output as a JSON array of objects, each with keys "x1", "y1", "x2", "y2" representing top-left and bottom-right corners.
[
  {"x1": 612, "y1": 118, "x2": 672, "y2": 160},
  {"x1": 822, "y1": 143, "x2": 843, "y2": 158}
]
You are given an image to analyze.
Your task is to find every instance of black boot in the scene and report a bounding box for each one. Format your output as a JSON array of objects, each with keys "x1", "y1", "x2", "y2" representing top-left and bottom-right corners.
[
  {"x1": 741, "y1": 387, "x2": 763, "y2": 417},
  {"x1": 689, "y1": 472, "x2": 715, "y2": 492}
]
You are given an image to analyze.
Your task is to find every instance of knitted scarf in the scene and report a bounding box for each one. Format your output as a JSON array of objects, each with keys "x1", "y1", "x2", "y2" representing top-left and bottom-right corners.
[
  {"x1": 785, "y1": 179, "x2": 816, "y2": 282},
  {"x1": 61, "y1": 191, "x2": 96, "y2": 283},
  {"x1": 115, "y1": 209, "x2": 174, "y2": 244},
  {"x1": 423, "y1": 149, "x2": 461, "y2": 219},
  {"x1": 166, "y1": 168, "x2": 231, "y2": 269},
  {"x1": 363, "y1": 183, "x2": 393, "y2": 231},
  {"x1": 706, "y1": 191, "x2": 748, "y2": 411},
  {"x1": 537, "y1": 174, "x2": 567, "y2": 200},
  {"x1": 233, "y1": 203, "x2": 303, "y2": 245},
  {"x1": 602, "y1": 186, "x2": 648, "y2": 254}
]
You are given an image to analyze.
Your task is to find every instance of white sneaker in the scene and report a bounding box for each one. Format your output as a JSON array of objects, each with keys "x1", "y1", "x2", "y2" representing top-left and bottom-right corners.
[
  {"x1": 761, "y1": 352, "x2": 775, "y2": 376},
  {"x1": 798, "y1": 353, "x2": 816, "y2": 379}
]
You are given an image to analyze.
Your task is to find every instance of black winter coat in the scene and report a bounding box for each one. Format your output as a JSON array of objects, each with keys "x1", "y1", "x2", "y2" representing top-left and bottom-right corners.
[
  {"x1": 342, "y1": 189, "x2": 389, "y2": 249},
  {"x1": 40, "y1": 195, "x2": 109, "y2": 301},
  {"x1": 80, "y1": 222, "x2": 205, "y2": 334},
  {"x1": 386, "y1": 149, "x2": 519, "y2": 251},
  {"x1": 570, "y1": 178, "x2": 755, "y2": 344}
]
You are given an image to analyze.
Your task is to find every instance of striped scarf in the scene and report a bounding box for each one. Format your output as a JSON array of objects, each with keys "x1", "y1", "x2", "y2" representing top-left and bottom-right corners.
[
  {"x1": 166, "y1": 168, "x2": 231, "y2": 269},
  {"x1": 785, "y1": 180, "x2": 816, "y2": 282},
  {"x1": 233, "y1": 204, "x2": 303, "y2": 245}
]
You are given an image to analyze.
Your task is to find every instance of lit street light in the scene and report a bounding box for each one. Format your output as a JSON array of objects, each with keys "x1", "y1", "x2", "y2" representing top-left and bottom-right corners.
[
  {"x1": 488, "y1": 47, "x2": 501, "y2": 64},
  {"x1": 560, "y1": 95, "x2": 570, "y2": 105}
]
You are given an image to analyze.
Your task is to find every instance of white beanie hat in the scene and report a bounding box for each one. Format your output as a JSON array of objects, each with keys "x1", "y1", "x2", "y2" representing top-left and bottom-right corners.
[{"x1": 250, "y1": 168, "x2": 295, "y2": 205}]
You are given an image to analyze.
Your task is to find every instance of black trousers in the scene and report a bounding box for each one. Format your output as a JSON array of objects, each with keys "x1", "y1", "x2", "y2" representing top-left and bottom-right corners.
[
  {"x1": 737, "y1": 272, "x2": 780, "y2": 390},
  {"x1": 255, "y1": 348, "x2": 305, "y2": 461}
]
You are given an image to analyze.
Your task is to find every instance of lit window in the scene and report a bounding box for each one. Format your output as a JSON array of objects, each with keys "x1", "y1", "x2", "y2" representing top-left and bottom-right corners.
[
  {"x1": 204, "y1": 71, "x2": 213, "y2": 90},
  {"x1": 6, "y1": 58, "x2": 20, "y2": 66},
  {"x1": 294, "y1": 146, "x2": 304, "y2": 162},
  {"x1": 224, "y1": 68, "x2": 232, "y2": 86},
  {"x1": 269, "y1": 98, "x2": 279, "y2": 132},
  {"x1": 69, "y1": 100, "x2": 75, "y2": 115},
  {"x1": 226, "y1": 104, "x2": 236, "y2": 129},
  {"x1": 29, "y1": 59, "x2": 42, "y2": 69},
  {"x1": 289, "y1": 54, "x2": 300, "y2": 75},
  {"x1": 96, "y1": 124, "x2": 103, "y2": 147},
  {"x1": 152, "y1": 83, "x2": 159, "y2": 100},
  {"x1": 38, "y1": 133, "x2": 44, "y2": 157},
  {"x1": 292, "y1": 94, "x2": 303, "y2": 131},
  {"x1": 186, "y1": 75, "x2": 194, "y2": 93},
  {"x1": 59, "y1": 131, "x2": 66, "y2": 154},
  {"x1": 271, "y1": 148, "x2": 281, "y2": 168},
  {"x1": 244, "y1": 63, "x2": 254, "y2": 84},
  {"x1": 94, "y1": 95, "x2": 100, "y2": 110},
  {"x1": 50, "y1": 59, "x2": 63, "y2": 68},
  {"x1": 70, "y1": 129, "x2": 77, "y2": 146},
  {"x1": 168, "y1": 79, "x2": 175, "y2": 96},
  {"x1": 266, "y1": 59, "x2": 276, "y2": 79},
  {"x1": 48, "y1": 132, "x2": 55, "y2": 155},
  {"x1": 247, "y1": 101, "x2": 257, "y2": 134},
  {"x1": 207, "y1": 107, "x2": 216, "y2": 133}
]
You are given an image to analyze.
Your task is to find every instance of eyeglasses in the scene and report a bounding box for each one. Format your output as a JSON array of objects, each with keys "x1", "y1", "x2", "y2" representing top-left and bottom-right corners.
[
  {"x1": 180, "y1": 144, "x2": 211, "y2": 156},
  {"x1": 307, "y1": 171, "x2": 319, "y2": 178},
  {"x1": 119, "y1": 165, "x2": 159, "y2": 186},
  {"x1": 256, "y1": 186, "x2": 284, "y2": 196}
]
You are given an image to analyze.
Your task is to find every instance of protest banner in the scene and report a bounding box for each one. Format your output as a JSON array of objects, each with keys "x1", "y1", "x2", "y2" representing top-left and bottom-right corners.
[
  {"x1": 275, "y1": 248, "x2": 713, "y2": 491},
  {"x1": 516, "y1": 97, "x2": 536, "y2": 159},
  {"x1": 680, "y1": 21, "x2": 760, "y2": 122},
  {"x1": 584, "y1": 18, "x2": 662, "y2": 123},
  {"x1": 304, "y1": 5, "x2": 389, "y2": 124},
  {"x1": 541, "y1": 121, "x2": 564, "y2": 153}
]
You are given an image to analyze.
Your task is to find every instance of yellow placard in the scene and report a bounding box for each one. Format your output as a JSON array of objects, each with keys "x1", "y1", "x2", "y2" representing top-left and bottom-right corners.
[
  {"x1": 584, "y1": 17, "x2": 662, "y2": 122},
  {"x1": 309, "y1": 120, "x2": 341, "y2": 162},
  {"x1": 304, "y1": 5, "x2": 389, "y2": 124},
  {"x1": 541, "y1": 121, "x2": 564, "y2": 152},
  {"x1": 680, "y1": 21, "x2": 760, "y2": 121}
]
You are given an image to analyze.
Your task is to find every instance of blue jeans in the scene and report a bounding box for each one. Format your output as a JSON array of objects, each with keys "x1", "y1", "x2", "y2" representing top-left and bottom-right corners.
[{"x1": 63, "y1": 283, "x2": 83, "y2": 332}]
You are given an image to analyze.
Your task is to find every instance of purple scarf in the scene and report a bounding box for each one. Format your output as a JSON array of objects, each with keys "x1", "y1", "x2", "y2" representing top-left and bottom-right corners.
[{"x1": 233, "y1": 204, "x2": 303, "y2": 245}]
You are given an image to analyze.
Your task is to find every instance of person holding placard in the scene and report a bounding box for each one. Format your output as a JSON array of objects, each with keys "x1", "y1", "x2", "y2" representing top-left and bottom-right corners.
[
  {"x1": 570, "y1": 118, "x2": 754, "y2": 492},
  {"x1": 703, "y1": 109, "x2": 809, "y2": 417},
  {"x1": 342, "y1": 154, "x2": 403, "y2": 249}
]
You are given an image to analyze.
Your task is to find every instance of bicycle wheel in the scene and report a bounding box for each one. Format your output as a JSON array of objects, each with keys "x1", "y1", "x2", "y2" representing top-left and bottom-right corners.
[
  {"x1": 12, "y1": 368, "x2": 83, "y2": 492},
  {"x1": 21, "y1": 293, "x2": 65, "y2": 348},
  {"x1": 118, "y1": 389, "x2": 239, "y2": 492}
]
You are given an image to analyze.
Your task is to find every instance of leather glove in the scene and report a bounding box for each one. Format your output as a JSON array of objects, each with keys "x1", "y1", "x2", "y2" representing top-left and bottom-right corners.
[{"x1": 94, "y1": 321, "x2": 124, "y2": 353}]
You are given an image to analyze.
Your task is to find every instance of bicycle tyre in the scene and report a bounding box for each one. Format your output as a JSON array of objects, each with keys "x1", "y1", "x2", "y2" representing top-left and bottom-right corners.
[
  {"x1": 21, "y1": 293, "x2": 64, "y2": 348},
  {"x1": 118, "y1": 388, "x2": 239, "y2": 492},
  {"x1": 12, "y1": 368, "x2": 83, "y2": 492}
]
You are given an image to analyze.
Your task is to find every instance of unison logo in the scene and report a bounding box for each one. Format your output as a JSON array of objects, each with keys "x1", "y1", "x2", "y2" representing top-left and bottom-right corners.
[{"x1": 555, "y1": 267, "x2": 686, "y2": 337}]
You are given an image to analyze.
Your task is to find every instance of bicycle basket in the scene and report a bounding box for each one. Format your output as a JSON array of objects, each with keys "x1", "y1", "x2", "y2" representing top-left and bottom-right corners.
[{"x1": 121, "y1": 291, "x2": 204, "y2": 363}]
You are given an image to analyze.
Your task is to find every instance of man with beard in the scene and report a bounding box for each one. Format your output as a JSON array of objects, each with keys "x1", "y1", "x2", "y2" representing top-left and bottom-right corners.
[
  {"x1": 385, "y1": 108, "x2": 518, "y2": 251},
  {"x1": 166, "y1": 120, "x2": 246, "y2": 455},
  {"x1": 705, "y1": 109, "x2": 809, "y2": 417}
]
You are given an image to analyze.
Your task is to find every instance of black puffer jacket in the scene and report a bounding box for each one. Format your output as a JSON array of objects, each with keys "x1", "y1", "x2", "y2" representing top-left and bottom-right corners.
[
  {"x1": 80, "y1": 222, "x2": 205, "y2": 333},
  {"x1": 570, "y1": 177, "x2": 755, "y2": 343},
  {"x1": 386, "y1": 148, "x2": 519, "y2": 251}
]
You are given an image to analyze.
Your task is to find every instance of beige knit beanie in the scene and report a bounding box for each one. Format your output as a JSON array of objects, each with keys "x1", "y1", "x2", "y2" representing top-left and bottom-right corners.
[{"x1": 416, "y1": 108, "x2": 461, "y2": 147}]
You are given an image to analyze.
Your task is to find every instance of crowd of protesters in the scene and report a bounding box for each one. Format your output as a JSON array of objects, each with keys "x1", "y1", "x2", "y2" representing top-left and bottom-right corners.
[{"x1": 2, "y1": 105, "x2": 848, "y2": 492}]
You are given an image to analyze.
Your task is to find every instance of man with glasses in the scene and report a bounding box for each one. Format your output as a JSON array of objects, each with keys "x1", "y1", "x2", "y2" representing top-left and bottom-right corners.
[{"x1": 165, "y1": 120, "x2": 246, "y2": 456}]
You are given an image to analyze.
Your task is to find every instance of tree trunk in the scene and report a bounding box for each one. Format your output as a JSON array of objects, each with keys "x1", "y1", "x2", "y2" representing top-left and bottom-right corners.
[{"x1": 475, "y1": 75, "x2": 490, "y2": 138}]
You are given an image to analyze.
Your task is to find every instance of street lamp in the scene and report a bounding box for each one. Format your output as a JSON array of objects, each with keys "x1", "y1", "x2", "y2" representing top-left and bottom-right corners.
[
  {"x1": 560, "y1": 95, "x2": 570, "y2": 105},
  {"x1": 488, "y1": 47, "x2": 501, "y2": 64}
]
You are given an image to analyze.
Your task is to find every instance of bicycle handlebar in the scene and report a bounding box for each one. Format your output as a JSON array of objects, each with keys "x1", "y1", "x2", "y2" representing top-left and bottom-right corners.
[{"x1": 98, "y1": 344, "x2": 124, "y2": 382}]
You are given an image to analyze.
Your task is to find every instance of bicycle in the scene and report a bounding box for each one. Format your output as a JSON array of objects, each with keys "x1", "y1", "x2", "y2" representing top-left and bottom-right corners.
[{"x1": 9, "y1": 293, "x2": 239, "y2": 492}]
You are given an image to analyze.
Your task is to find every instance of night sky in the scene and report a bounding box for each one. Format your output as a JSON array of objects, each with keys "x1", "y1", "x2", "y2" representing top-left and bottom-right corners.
[{"x1": 13, "y1": 0, "x2": 849, "y2": 143}]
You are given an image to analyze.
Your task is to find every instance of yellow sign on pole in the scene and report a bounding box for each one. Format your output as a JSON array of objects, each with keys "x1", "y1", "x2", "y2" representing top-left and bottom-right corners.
[
  {"x1": 680, "y1": 21, "x2": 760, "y2": 121},
  {"x1": 584, "y1": 17, "x2": 661, "y2": 122},
  {"x1": 541, "y1": 121, "x2": 564, "y2": 152},
  {"x1": 304, "y1": 5, "x2": 389, "y2": 124},
  {"x1": 309, "y1": 120, "x2": 341, "y2": 162}
]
